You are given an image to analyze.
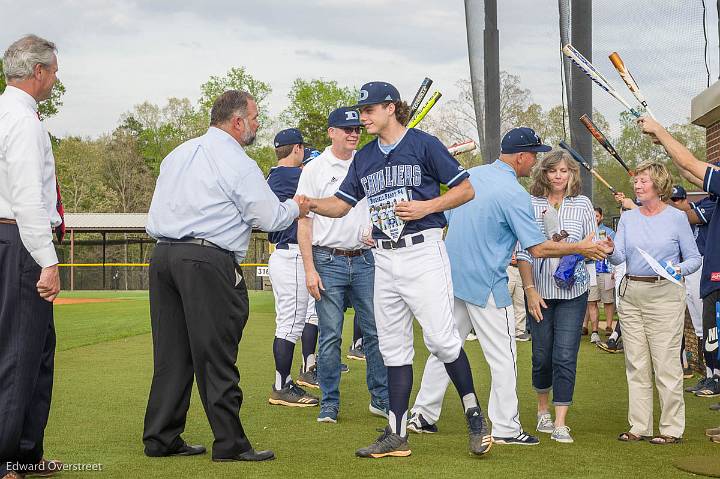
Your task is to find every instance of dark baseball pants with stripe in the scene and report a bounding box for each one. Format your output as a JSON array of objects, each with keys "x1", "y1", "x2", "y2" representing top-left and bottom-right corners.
[{"x1": 0, "y1": 224, "x2": 55, "y2": 477}]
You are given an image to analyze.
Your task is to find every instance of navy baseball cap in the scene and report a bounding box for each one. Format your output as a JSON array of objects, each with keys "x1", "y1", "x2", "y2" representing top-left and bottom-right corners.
[
  {"x1": 274, "y1": 128, "x2": 304, "y2": 148},
  {"x1": 328, "y1": 107, "x2": 362, "y2": 128},
  {"x1": 354, "y1": 82, "x2": 401, "y2": 108},
  {"x1": 670, "y1": 185, "x2": 687, "y2": 200},
  {"x1": 302, "y1": 147, "x2": 321, "y2": 165},
  {"x1": 501, "y1": 127, "x2": 552, "y2": 154}
]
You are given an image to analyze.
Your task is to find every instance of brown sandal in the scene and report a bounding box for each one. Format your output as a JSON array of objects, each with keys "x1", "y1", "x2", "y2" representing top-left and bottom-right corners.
[
  {"x1": 649, "y1": 435, "x2": 682, "y2": 445},
  {"x1": 617, "y1": 432, "x2": 644, "y2": 442}
]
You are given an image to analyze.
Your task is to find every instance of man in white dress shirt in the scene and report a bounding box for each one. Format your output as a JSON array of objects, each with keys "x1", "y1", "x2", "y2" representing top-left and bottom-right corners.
[{"x1": 0, "y1": 34, "x2": 63, "y2": 479}]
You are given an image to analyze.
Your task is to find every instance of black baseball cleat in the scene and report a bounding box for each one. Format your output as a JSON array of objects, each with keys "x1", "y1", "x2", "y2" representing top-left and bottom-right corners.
[
  {"x1": 407, "y1": 412, "x2": 438, "y2": 434},
  {"x1": 493, "y1": 431, "x2": 540, "y2": 446},
  {"x1": 213, "y1": 448, "x2": 275, "y2": 462},
  {"x1": 355, "y1": 426, "x2": 411, "y2": 458},
  {"x1": 695, "y1": 378, "x2": 720, "y2": 398},
  {"x1": 686, "y1": 377, "x2": 713, "y2": 393},
  {"x1": 268, "y1": 382, "x2": 319, "y2": 407},
  {"x1": 597, "y1": 337, "x2": 623, "y2": 353},
  {"x1": 465, "y1": 407, "x2": 493, "y2": 456}
]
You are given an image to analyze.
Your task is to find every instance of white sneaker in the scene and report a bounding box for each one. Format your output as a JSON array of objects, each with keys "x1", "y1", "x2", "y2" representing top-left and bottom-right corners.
[
  {"x1": 551, "y1": 425, "x2": 574, "y2": 443},
  {"x1": 590, "y1": 332, "x2": 601, "y2": 344},
  {"x1": 536, "y1": 412, "x2": 554, "y2": 434}
]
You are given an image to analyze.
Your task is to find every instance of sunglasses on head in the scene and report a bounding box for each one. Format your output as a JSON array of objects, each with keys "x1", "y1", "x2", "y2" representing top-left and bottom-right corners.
[{"x1": 515, "y1": 135, "x2": 543, "y2": 148}]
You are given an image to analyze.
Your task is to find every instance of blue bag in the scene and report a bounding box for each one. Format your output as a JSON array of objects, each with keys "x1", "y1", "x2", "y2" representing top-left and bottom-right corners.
[{"x1": 553, "y1": 254, "x2": 588, "y2": 290}]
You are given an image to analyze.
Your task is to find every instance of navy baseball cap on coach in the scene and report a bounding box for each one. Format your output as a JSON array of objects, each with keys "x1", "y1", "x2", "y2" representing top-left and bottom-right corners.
[
  {"x1": 274, "y1": 128, "x2": 304, "y2": 148},
  {"x1": 353, "y1": 82, "x2": 401, "y2": 108},
  {"x1": 328, "y1": 107, "x2": 363, "y2": 128},
  {"x1": 670, "y1": 185, "x2": 687, "y2": 200},
  {"x1": 501, "y1": 127, "x2": 552, "y2": 154}
]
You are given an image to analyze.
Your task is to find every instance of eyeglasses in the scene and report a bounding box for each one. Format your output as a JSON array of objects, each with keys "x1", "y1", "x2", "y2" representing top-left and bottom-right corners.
[{"x1": 337, "y1": 126, "x2": 361, "y2": 134}]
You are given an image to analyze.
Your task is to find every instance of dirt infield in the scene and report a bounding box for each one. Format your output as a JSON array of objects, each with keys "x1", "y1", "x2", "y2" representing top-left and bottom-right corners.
[{"x1": 54, "y1": 298, "x2": 121, "y2": 305}]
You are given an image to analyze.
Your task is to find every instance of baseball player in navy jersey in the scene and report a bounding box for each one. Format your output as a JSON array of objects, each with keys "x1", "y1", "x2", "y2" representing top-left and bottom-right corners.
[
  {"x1": 308, "y1": 82, "x2": 491, "y2": 458},
  {"x1": 266, "y1": 128, "x2": 319, "y2": 407},
  {"x1": 297, "y1": 106, "x2": 388, "y2": 424}
]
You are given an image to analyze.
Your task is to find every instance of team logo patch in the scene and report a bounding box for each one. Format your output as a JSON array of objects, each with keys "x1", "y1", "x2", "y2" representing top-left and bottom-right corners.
[
  {"x1": 359, "y1": 89, "x2": 369, "y2": 101},
  {"x1": 345, "y1": 110, "x2": 359, "y2": 121},
  {"x1": 711, "y1": 272, "x2": 720, "y2": 282}
]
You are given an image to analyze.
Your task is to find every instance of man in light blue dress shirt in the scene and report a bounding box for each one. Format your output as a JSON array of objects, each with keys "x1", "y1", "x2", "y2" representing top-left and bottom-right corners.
[
  {"x1": 143, "y1": 90, "x2": 309, "y2": 463},
  {"x1": 409, "y1": 128, "x2": 608, "y2": 445}
]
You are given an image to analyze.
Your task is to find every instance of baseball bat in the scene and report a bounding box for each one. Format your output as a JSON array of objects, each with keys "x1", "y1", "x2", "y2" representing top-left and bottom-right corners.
[
  {"x1": 407, "y1": 91, "x2": 442, "y2": 128},
  {"x1": 562, "y1": 44, "x2": 641, "y2": 118},
  {"x1": 608, "y1": 52, "x2": 655, "y2": 118},
  {"x1": 559, "y1": 140, "x2": 617, "y2": 194},
  {"x1": 406, "y1": 77, "x2": 433, "y2": 125},
  {"x1": 579, "y1": 114, "x2": 633, "y2": 176},
  {"x1": 447, "y1": 139, "x2": 476, "y2": 156}
]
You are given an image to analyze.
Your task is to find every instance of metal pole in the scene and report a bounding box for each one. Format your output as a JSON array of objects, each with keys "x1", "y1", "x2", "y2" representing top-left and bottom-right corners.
[
  {"x1": 464, "y1": 0, "x2": 486, "y2": 159},
  {"x1": 484, "y1": 0, "x2": 501, "y2": 163},
  {"x1": 70, "y1": 229, "x2": 74, "y2": 291},
  {"x1": 559, "y1": 0, "x2": 572, "y2": 108},
  {"x1": 570, "y1": 0, "x2": 593, "y2": 199},
  {"x1": 102, "y1": 232, "x2": 106, "y2": 290}
]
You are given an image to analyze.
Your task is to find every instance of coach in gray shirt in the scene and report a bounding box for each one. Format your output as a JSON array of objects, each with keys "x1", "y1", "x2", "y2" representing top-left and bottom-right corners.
[{"x1": 143, "y1": 90, "x2": 309, "y2": 462}]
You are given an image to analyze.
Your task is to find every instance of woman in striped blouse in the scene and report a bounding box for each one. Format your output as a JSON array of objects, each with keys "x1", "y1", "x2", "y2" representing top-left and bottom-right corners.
[{"x1": 517, "y1": 149, "x2": 597, "y2": 444}]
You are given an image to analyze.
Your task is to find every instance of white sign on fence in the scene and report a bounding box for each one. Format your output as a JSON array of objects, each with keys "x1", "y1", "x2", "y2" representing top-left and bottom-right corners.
[{"x1": 256, "y1": 266, "x2": 269, "y2": 277}]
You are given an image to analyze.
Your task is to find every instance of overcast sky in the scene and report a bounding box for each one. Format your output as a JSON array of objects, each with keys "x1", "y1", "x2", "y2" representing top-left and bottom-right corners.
[{"x1": 2, "y1": 0, "x2": 717, "y2": 138}]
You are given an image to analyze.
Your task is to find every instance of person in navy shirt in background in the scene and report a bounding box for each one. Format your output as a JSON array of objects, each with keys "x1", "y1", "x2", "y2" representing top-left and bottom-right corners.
[
  {"x1": 266, "y1": 128, "x2": 320, "y2": 408},
  {"x1": 307, "y1": 81, "x2": 492, "y2": 459}
]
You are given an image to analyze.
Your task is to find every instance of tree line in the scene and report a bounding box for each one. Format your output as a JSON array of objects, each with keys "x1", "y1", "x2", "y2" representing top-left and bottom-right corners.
[{"x1": 0, "y1": 61, "x2": 706, "y2": 221}]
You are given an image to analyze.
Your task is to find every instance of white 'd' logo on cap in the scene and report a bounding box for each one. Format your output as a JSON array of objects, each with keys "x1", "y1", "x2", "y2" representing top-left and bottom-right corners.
[
  {"x1": 345, "y1": 111, "x2": 359, "y2": 121},
  {"x1": 359, "y1": 89, "x2": 369, "y2": 101}
]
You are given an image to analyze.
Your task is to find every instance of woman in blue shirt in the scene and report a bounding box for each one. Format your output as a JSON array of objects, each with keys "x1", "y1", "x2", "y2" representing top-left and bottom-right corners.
[
  {"x1": 517, "y1": 149, "x2": 597, "y2": 444},
  {"x1": 608, "y1": 161, "x2": 700, "y2": 445}
]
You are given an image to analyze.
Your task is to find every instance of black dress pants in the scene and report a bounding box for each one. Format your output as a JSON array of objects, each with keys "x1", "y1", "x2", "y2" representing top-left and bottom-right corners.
[
  {"x1": 142, "y1": 242, "x2": 251, "y2": 459},
  {"x1": 0, "y1": 224, "x2": 55, "y2": 477}
]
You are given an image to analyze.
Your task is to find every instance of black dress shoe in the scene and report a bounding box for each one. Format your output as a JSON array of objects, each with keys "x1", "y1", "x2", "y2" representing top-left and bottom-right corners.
[
  {"x1": 146, "y1": 443, "x2": 206, "y2": 457},
  {"x1": 169, "y1": 444, "x2": 206, "y2": 456},
  {"x1": 213, "y1": 449, "x2": 275, "y2": 462}
]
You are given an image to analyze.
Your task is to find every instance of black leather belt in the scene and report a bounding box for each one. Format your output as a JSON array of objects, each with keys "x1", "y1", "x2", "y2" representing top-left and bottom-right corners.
[
  {"x1": 627, "y1": 275, "x2": 666, "y2": 283},
  {"x1": 158, "y1": 238, "x2": 230, "y2": 254},
  {"x1": 313, "y1": 245, "x2": 365, "y2": 257},
  {"x1": 275, "y1": 243, "x2": 294, "y2": 250},
  {"x1": 378, "y1": 234, "x2": 425, "y2": 250},
  {"x1": 0, "y1": 218, "x2": 17, "y2": 224}
]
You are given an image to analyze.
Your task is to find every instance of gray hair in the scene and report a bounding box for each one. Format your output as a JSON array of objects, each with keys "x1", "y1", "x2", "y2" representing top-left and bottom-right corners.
[
  {"x1": 3, "y1": 34, "x2": 57, "y2": 82},
  {"x1": 210, "y1": 90, "x2": 254, "y2": 126}
]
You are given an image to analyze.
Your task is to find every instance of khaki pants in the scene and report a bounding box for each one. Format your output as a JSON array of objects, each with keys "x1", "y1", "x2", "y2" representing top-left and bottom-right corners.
[
  {"x1": 617, "y1": 278, "x2": 686, "y2": 438},
  {"x1": 506, "y1": 265, "x2": 526, "y2": 335}
]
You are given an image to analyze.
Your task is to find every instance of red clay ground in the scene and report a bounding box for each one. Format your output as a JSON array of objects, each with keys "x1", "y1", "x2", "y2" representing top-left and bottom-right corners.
[{"x1": 54, "y1": 298, "x2": 121, "y2": 305}]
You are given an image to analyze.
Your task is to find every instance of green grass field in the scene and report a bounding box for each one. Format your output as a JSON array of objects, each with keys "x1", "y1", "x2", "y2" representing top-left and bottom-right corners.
[{"x1": 47, "y1": 290, "x2": 719, "y2": 478}]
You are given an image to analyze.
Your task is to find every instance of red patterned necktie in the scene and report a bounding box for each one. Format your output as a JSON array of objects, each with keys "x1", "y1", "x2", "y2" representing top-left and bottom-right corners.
[{"x1": 37, "y1": 111, "x2": 65, "y2": 243}]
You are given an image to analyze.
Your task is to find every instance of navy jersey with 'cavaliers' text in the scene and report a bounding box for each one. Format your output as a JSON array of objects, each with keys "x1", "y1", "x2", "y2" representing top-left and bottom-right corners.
[
  {"x1": 691, "y1": 195, "x2": 716, "y2": 256},
  {"x1": 267, "y1": 166, "x2": 302, "y2": 245},
  {"x1": 335, "y1": 128, "x2": 469, "y2": 240},
  {"x1": 700, "y1": 167, "x2": 720, "y2": 298}
]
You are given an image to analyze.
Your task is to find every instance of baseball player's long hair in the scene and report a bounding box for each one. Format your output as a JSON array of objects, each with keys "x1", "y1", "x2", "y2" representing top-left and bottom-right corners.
[
  {"x1": 384, "y1": 101, "x2": 411, "y2": 126},
  {"x1": 529, "y1": 149, "x2": 582, "y2": 198}
]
